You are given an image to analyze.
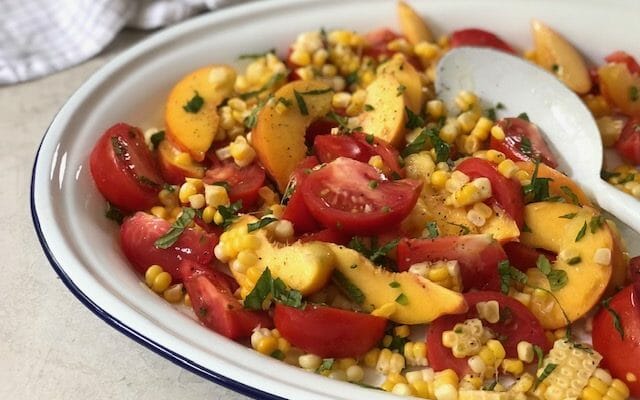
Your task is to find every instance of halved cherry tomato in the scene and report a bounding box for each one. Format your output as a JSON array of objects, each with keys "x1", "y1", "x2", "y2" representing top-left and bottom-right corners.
[
  {"x1": 615, "y1": 117, "x2": 640, "y2": 165},
  {"x1": 181, "y1": 260, "x2": 272, "y2": 340},
  {"x1": 397, "y1": 235, "x2": 507, "y2": 291},
  {"x1": 314, "y1": 132, "x2": 404, "y2": 178},
  {"x1": 455, "y1": 157, "x2": 525, "y2": 228},
  {"x1": 426, "y1": 291, "x2": 550, "y2": 377},
  {"x1": 305, "y1": 118, "x2": 339, "y2": 148},
  {"x1": 300, "y1": 157, "x2": 422, "y2": 235},
  {"x1": 282, "y1": 156, "x2": 322, "y2": 234},
  {"x1": 203, "y1": 160, "x2": 266, "y2": 209},
  {"x1": 592, "y1": 283, "x2": 640, "y2": 397},
  {"x1": 503, "y1": 241, "x2": 555, "y2": 272},
  {"x1": 605, "y1": 51, "x2": 640, "y2": 75},
  {"x1": 450, "y1": 28, "x2": 515, "y2": 54},
  {"x1": 363, "y1": 28, "x2": 402, "y2": 60},
  {"x1": 490, "y1": 117, "x2": 558, "y2": 168},
  {"x1": 630, "y1": 256, "x2": 640, "y2": 283},
  {"x1": 120, "y1": 212, "x2": 218, "y2": 281},
  {"x1": 90, "y1": 123, "x2": 164, "y2": 212},
  {"x1": 274, "y1": 303, "x2": 387, "y2": 358}
]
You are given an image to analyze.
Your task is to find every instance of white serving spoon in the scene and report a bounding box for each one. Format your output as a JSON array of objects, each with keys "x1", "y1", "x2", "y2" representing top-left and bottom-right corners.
[{"x1": 436, "y1": 47, "x2": 640, "y2": 233}]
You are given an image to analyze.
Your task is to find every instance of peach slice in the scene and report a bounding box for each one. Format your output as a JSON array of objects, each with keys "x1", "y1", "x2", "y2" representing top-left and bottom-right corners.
[
  {"x1": 157, "y1": 138, "x2": 205, "y2": 184},
  {"x1": 531, "y1": 20, "x2": 591, "y2": 94},
  {"x1": 598, "y1": 62, "x2": 640, "y2": 117},
  {"x1": 397, "y1": 0, "x2": 433, "y2": 45},
  {"x1": 165, "y1": 65, "x2": 236, "y2": 162},
  {"x1": 252, "y1": 80, "x2": 333, "y2": 191},
  {"x1": 358, "y1": 74, "x2": 408, "y2": 148},
  {"x1": 377, "y1": 53, "x2": 425, "y2": 114}
]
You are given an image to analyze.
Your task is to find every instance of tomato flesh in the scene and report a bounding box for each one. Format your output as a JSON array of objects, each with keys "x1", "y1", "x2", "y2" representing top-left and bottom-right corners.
[
  {"x1": 119, "y1": 212, "x2": 218, "y2": 281},
  {"x1": 490, "y1": 117, "x2": 558, "y2": 168},
  {"x1": 300, "y1": 157, "x2": 422, "y2": 235},
  {"x1": 450, "y1": 28, "x2": 515, "y2": 54},
  {"x1": 397, "y1": 235, "x2": 507, "y2": 291},
  {"x1": 314, "y1": 132, "x2": 404, "y2": 178},
  {"x1": 592, "y1": 283, "x2": 640, "y2": 397},
  {"x1": 455, "y1": 157, "x2": 525, "y2": 228},
  {"x1": 605, "y1": 51, "x2": 640, "y2": 75},
  {"x1": 282, "y1": 156, "x2": 322, "y2": 234},
  {"x1": 203, "y1": 160, "x2": 266, "y2": 209},
  {"x1": 181, "y1": 260, "x2": 272, "y2": 340},
  {"x1": 615, "y1": 117, "x2": 640, "y2": 165},
  {"x1": 274, "y1": 303, "x2": 387, "y2": 358},
  {"x1": 503, "y1": 241, "x2": 556, "y2": 272},
  {"x1": 427, "y1": 291, "x2": 550, "y2": 377},
  {"x1": 90, "y1": 123, "x2": 164, "y2": 212}
]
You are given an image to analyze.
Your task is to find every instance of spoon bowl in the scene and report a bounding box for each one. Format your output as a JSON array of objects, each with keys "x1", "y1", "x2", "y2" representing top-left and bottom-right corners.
[{"x1": 436, "y1": 47, "x2": 640, "y2": 233}]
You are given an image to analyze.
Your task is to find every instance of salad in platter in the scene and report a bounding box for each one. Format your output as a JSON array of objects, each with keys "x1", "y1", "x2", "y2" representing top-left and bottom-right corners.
[{"x1": 87, "y1": 1, "x2": 640, "y2": 399}]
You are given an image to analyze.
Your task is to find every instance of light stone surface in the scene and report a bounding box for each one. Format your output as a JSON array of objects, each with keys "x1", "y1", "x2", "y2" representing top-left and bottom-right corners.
[{"x1": 0, "y1": 29, "x2": 250, "y2": 400}]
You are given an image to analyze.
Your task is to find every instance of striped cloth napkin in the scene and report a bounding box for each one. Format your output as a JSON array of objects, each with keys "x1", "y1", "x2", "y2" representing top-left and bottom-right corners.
[{"x1": 0, "y1": 0, "x2": 242, "y2": 85}]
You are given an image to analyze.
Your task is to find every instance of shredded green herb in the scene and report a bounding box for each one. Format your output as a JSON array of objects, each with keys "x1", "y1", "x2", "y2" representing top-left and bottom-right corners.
[
  {"x1": 559, "y1": 213, "x2": 577, "y2": 219},
  {"x1": 395, "y1": 293, "x2": 409, "y2": 305},
  {"x1": 332, "y1": 270, "x2": 365, "y2": 305},
  {"x1": 534, "y1": 363, "x2": 557, "y2": 389},
  {"x1": 560, "y1": 185, "x2": 581, "y2": 205},
  {"x1": 575, "y1": 221, "x2": 587, "y2": 242},
  {"x1": 105, "y1": 203, "x2": 125, "y2": 224},
  {"x1": 630, "y1": 85, "x2": 639, "y2": 102},
  {"x1": 239, "y1": 72, "x2": 285, "y2": 100},
  {"x1": 183, "y1": 91, "x2": 204, "y2": 113},
  {"x1": 589, "y1": 215, "x2": 605, "y2": 234},
  {"x1": 601, "y1": 296, "x2": 624, "y2": 339},
  {"x1": 425, "y1": 221, "x2": 439, "y2": 238},
  {"x1": 247, "y1": 217, "x2": 278, "y2": 232},
  {"x1": 154, "y1": 207, "x2": 196, "y2": 249},
  {"x1": 150, "y1": 130, "x2": 165, "y2": 149},
  {"x1": 498, "y1": 260, "x2": 528, "y2": 294},
  {"x1": 405, "y1": 106, "x2": 425, "y2": 129},
  {"x1": 517, "y1": 112, "x2": 530, "y2": 121},
  {"x1": 244, "y1": 268, "x2": 304, "y2": 310},
  {"x1": 216, "y1": 201, "x2": 243, "y2": 229},
  {"x1": 238, "y1": 48, "x2": 275, "y2": 59}
]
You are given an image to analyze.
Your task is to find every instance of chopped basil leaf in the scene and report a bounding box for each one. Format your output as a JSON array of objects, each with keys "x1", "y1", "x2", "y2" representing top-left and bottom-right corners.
[
  {"x1": 326, "y1": 111, "x2": 352, "y2": 133},
  {"x1": 395, "y1": 293, "x2": 409, "y2": 305},
  {"x1": 332, "y1": 270, "x2": 365, "y2": 305},
  {"x1": 365, "y1": 133, "x2": 375, "y2": 144},
  {"x1": 238, "y1": 48, "x2": 275, "y2": 59},
  {"x1": 560, "y1": 185, "x2": 581, "y2": 205},
  {"x1": 396, "y1": 84, "x2": 407, "y2": 96},
  {"x1": 551, "y1": 64, "x2": 560, "y2": 72},
  {"x1": 405, "y1": 106, "x2": 425, "y2": 130},
  {"x1": 163, "y1": 183, "x2": 176, "y2": 192},
  {"x1": 519, "y1": 136, "x2": 533, "y2": 157},
  {"x1": 589, "y1": 215, "x2": 605, "y2": 234},
  {"x1": 619, "y1": 173, "x2": 636, "y2": 184},
  {"x1": 567, "y1": 256, "x2": 582, "y2": 265},
  {"x1": 211, "y1": 180, "x2": 231, "y2": 191},
  {"x1": 630, "y1": 85, "x2": 639, "y2": 102},
  {"x1": 198, "y1": 307, "x2": 208, "y2": 317},
  {"x1": 150, "y1": 130, "x2": 165, "y2": 149},
  {"x1": 137, "y1": 175, "x2": 161, "y2": 188},
  {"x1": 559, "y1": 213, "x2": 577, "y2": 219},
  {"x1": 547, "y1": 269, "x2": 568, "y2": 291},
  {"x1": 239, "y1": 72, "x2": 285, "y2": 100},
  {"x1": 523, "y1": 159, "x2": 552, "y2": 203},
  {"x1": 183, "y1": 91, "x2": 204, "y2": 113},
  {"x1": 601, "y1": 296, "x2": 624, "y2": 339},
  {"x1": 498, "y1": 259, "x2": 528, "y2": 294},
  {"x1": 533, "y1": 344, "x2": 544, "y2": 371},
  {"x1": 517, "y1": 112, "x2": 530, "y2": 121},
  {"x1": 316, "y1": 358, "x2": 334, "y2": 373},
  {"x1": 154, "y1": 207, "x2": 196, "y2": 249},
  {"x1": 364, "y1": 104, "x2": 375, "y2": 111},
  {"x1": 389, "y1": 281, "x2": 401, "y2": 288},
  {"x1": 244, "y1": 267, "x2": 304, "y2": 310},
  {"x1": 535, "y1": 363, "x2": 557, "y2": 389},
  {"x1": 345, "y1": 70, "x2": 358, "y2": 86},
  {"x1": 216, "y1": 201, "x2": 243, "y2": 229},
  {"x1": 536, "y1": 255, "x2": 552, "y2": 275},
  {"x1": 293, "y1": 90, "x2": 308, "y2": 115},
  {"x1": 425, "y1": 221, "x2": 439, "y2": 238},
  {"x1": 270, "y1": 349, "x2": 285, "y2": 360},
  {"x1": 105, "y1": 203, "x2": 125, "y2": 224},
  {"x1": 486, "y1": 108, "x2": 497, "y2": 121},
  {"x1": 247, "y1": 217, "x2": 278, "y2": 232},
  {"x1": 575, "y1": 221, "x2": 587, "y2": 242},
  {"x1": 348, "y1": 237, "x2": 399, "y2": 266},
  {"x1": 368, "y1": 180, "x2": 379, "y2": 189},
  {"x1": 401, "y1": 119, "x2": 447, "y2": 159}
]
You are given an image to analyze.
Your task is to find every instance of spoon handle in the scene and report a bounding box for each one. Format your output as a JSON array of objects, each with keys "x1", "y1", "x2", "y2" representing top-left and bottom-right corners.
[{"x1": 592, "y1": 179, "x2": 640, "y2": 233}]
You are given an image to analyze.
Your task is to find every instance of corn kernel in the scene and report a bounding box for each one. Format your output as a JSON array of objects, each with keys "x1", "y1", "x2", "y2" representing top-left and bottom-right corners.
[
  {"x1": 145, "y1": 265, "x2": 164, "y2": 287},
  {"x1": 593, "y1": 247, "x2": 612, "y2": 265},
  {"x1": 486, "y1": 149, "x2": 506, "y2": 164},
  {"x1": 502, "y1": 358, "x2": 524, "y2": 376},
  {"x1": 491, "y1": 125, "x2": 506, "y2": 141},
  {"x1": 476, "y1": 300, "x2": 500, "y2": 323},
  {"x1": 395, "y1": 325, "x2": 411, "y2": 338},
  {"x1": 188, "y1": 193, "x2": 205, "y2": 209},
  {"x1": 298, "y1": 354, "x2": 322, "y2": 370},
  {"x1": 456, "y1": 90, "x2": 477, "y2": 111},
  {"x1": 364, "y1": 348, "x2": 380, "y2": 368},
  {"x1": 457, "y1": 111, "x2": 480, "y2": 133},
  {"x1": 470, "y1": 117, "x2": 494, "y2": 141},
  {"x1": 163, "y1": 283, "x2": 184, "y2": 303},
  {"x1": 150, "y1": 206, "x2": 168, "y2": 219},
  {"x1": 151, "y1": 271, "x2": 172, "y2": 293},
  {"x1": 332, "y1": 92, "x2": 352, "y2": 109},
  {"x1": 179, "y1": 182, "x2": 198, "y2": 203},
  {"x1": 517, "y1": 341, "x2": 534, "y2": 363},
  {"x1": 497, "y1": 159, "x2": 518, "y2": 179},
  {"x1": 426, "y1": 99, "x2": 446, "y2": 119},
  {"x1": 345, "y1": 365, "x2": 364, "y2": 382}
]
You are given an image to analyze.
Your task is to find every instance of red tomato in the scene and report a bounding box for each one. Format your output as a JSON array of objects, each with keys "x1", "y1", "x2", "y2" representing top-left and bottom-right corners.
[
  {"x1": 490, "y1": 117, "x2": 558, "y2": 168},
  {"x1": 455, "y1": 157, "x2": 525, "y2": 228},
  {"x1": 503, "y1": 241, "x2": 556, "y2": 272},
  {"x1": 615, "y1": 118, "x2": 640, "y2": 165},
  {"x1": 119, "y1": 212, "x2": 218, "y2": 281},
  {"x1": 90, "y1": 123, "x2": 163, "y2": 212},
  {"x1": 630, "y1": 256, "x2": 640, "y2": 283},
  {"x1": 427, "y1": 291, "x2": 550, "y2": 377},
  {"x1": 305, "y1": 118, "x2": 339, "y2": 147},
  {"x1": 300, "y1": 157, "x2": 422, "y2": 235},
  {"x1": 592, "y1": 283, "x2": 640, "y2": 397},
  {"x1": 180, "y1": 260, "x2": 272, "y2": 340},
  {"x1": 605, "y1": 51, "x2": 640, "y2": 75},
  {"x1": 299, "y1": 228, "x2": 350, "y2": 245},
  {"x1": 314, "y1": 132, "x2": 404, "y2": 178},
  {"x1": 450, "y1": 28, "x2": 515, "y2": 54},
  {"x1": 282, "y1": 156, "x2": 322, "y2": 234},
  {"x1": 363, "y1": 28, "x2": 402, "y2": 60},
  {"x1": 274, "y1": 303, "x2": 387, "y2": 358},
  {"x1": 203, "y1": 160, "x2": 266, "y2": 209},
  {"x1": 397, "y1": 235, "x2": 507, "y2": 291}
]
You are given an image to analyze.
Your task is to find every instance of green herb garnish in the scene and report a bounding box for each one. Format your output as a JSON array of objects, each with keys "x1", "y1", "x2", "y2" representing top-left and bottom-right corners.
[
  {"x1": 560, "y1": 185, "x2": 581, "y2": 205},
  {"x1": 332, "y1": 270, "x2": 365, "y2": 305},
  {"x1": 216, "y1": 201, "x2": 243, "y2": 229},
  {"x1": 575, "y1": 221, "x2": 587, "y2": 242},
  {"x1": 601, "y1": 296, "x2": 624, "y2": 339},
  {"x1": 534, "y1": 363, "x2": 557, "y2": 389},
  {"x1": 105, "y1": 202, "x2": 125, "y2": 224},
  {"x1": 517, "y1": 112, "x2": 530, "y2": 121},
  {"x1": 247, "y1": 217, "x2": 278, "y2": 232},
  {"x1": 244, "y1": 267, "x2": 304, "y2": 310},
  {"x1": 498, "y1": 260, "x2": 528, "y2": 294},
  {"x1": 630, "y1": 85, "x2": 639, "y2": 102},
  {"x1": 154, "y1": 207, "x2": 196, "y2": 249},
  {"x1": 425, "y1": 221, "x2": 439, "y2": 238},
  {"x1": 405, "y1": 106, "x2": 425, "y2": 130},
  {"x1": 183, "y1": 91, "x2": 204, "y2": 113},
  {"x1": 559, "y1": 213, "x2": 577, "y2": 219},
  {"x1": 150, "y1": 130, "x2": 165, "y2": 149},
  {"x1": 238, "y1": 48, "x2": 275, "y2": 59},
  {"x1": 395, "y1": 293, "x2": 409, "y2": 305},
  {"x1": 589, "y1": 215, "x2": 605, "y2": 234}
]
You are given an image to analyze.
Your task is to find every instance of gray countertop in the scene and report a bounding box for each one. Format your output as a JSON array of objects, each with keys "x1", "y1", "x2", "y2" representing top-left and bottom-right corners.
[{"x1": 0, "y1": 29, "x2": 250, "y2": 400}]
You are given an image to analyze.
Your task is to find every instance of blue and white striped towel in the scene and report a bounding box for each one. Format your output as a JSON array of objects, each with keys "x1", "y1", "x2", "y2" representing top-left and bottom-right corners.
[{"x1": 0, "y1": 0, "x2": 243, "y2": 85}]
